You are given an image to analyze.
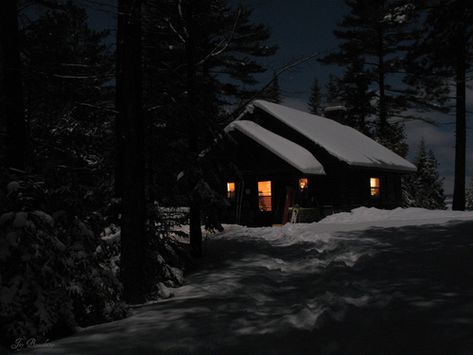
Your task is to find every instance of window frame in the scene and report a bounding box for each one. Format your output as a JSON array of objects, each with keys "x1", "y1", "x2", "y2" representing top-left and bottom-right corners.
[
  {"x1": 258, "y1": 180, "x2": 272, "y2": 212},
  {"x1": 226, "y1": 182, "x2": 236, "y2": 201},
  {"x1": 298, "y1": 177, "x2": 309, "y2": 192},
  {"x1": 370, "y1": 177, "x2": 381, "y2": 198}
]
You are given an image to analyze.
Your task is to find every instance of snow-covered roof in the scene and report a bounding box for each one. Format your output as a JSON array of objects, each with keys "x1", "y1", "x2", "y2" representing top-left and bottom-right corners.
[
  {"x1": 225, "y1": 120, "x2": 326, "y2": 175},
  {"x1": 250, "y1": 100, "x2": 416, "y2": 172}
]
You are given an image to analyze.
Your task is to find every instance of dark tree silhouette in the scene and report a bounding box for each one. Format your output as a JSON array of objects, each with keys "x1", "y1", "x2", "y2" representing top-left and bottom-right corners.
[
  {"x1": 403, "y1": 139, "x2": 446, "y2": 209},
  {"x1": 116, "y1": 0, "x2": 146, "y2": 303},
  {"x1": 142, "y1": 0, "x2": 277, "y2": 257},
  {"x1": 262, "y1": 71, "x2": 281, "y2": 103},
  {"x1": 308, "y1": 78, "x2": 321, "y2": 115},
  {"x1": 336, "y1": 57, "x2": 374, "y2": 135},
  {"x1": 324, "y1": 74, "x2": 340, "y2": 106},
  {"x1": 321, "y1": 0, "x2": 417, "y2": 156},
  {"x1": 0, "y1": 0, "x2": 27, "y2": 169},
  {"x1": 409, "y1": 1, "x2": 473, "y2": 210}
]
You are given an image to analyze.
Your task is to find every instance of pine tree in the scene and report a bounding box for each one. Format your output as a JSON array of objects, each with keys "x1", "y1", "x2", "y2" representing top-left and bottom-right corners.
[
  {"x1": 404, "y1": 139, "x2": 446, "y2": 209},
  {"x1": 376, "y1": 120, "x2": 409, "y2": 158},
  {"x1": 142, "y1": 0, "x2": 276, "y2": 256},
  {"x1": 466, "y1": 177, "x2": 473, "y2": 210},
  {"x1": 261, "y1": 71, "x2": 281, "y2": 103},
  {"x1": 308, "y1": 78, "x2": 321, "y2": 115},
  {"x1": 142, "y1": 0, "x2": 276, "y2": 195},
  {"x1": 321, "y1": 0, "x2": 418, "y2": 156},
  {"x1": 336, "y1": 57, "x2": 373, "y2": 135},
  {"x1": 21, "y1": 2, "x2": 113, "y2": 173},
  {"x1": 406, "y1": 1, "x2": 473, "y2": 210},
  {"x1": 324, "y1": 74, "x2": 340, "y2": 106}
]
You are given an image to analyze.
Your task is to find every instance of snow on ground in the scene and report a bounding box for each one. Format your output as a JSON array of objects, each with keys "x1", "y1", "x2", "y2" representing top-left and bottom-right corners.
[
  {"x1": 320, "y1": 206, "x2": 473, "y2": 225},
  {"x1": 24, "y1": 208, "x2": 473, "y2": 355}
]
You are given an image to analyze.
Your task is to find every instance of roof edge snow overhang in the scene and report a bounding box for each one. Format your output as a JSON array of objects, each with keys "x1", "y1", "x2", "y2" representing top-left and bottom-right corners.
[
  {"x1": 349, "y1": 162, "x2": 417, "y2": 173},
  {"x1": 225, "y1": 120, "x2": 326, "y2": 175}
]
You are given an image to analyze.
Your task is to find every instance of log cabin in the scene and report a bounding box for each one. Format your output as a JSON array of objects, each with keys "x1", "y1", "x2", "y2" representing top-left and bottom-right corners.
[{"x1": 217, "y1": 100, "x2": 416, "y2": 226}]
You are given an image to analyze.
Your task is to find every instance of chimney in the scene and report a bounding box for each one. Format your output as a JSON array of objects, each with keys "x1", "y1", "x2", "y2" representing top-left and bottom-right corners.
[{"x1": 323, "y1": 106, "x2": 347, "y2": 124}]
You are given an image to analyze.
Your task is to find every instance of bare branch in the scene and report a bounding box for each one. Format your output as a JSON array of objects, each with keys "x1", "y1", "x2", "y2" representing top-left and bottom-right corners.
[
  {"x1": 196, "y1": 8, "x2": 242, "y2": 66},
  {"x1": 146, "y1": 104, "x2": 163, "y2": 113},
  {"x1": 166, "y1": 18, "x2": 186, "y2": 44},
  {"x1": 222, "y1": 52, "x2": 321, "y2": 126},
  {"x1": 191, "y1": 52, "x2": 323, "y2": 170},
  {"x1": 177, "y1": 0, "x2": 188, "y2": 38}
]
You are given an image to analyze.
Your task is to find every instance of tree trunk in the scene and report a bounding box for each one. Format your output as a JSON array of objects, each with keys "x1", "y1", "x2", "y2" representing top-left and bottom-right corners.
[
  {"x1": 452, "y1": 4, "x2": 466, "y2": 211},
  {"x1": 116, "y1": 0, "x2": 146, "y2": 303},
  {"x1": 0, "y1": 0, "x2": 27, "y2": 170},
  {"x1": 185, "y1": 0, "x2": 203, "y2": 257}
]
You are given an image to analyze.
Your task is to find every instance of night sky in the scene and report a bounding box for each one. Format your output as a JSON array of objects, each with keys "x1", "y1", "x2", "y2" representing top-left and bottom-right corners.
[{"x1": 88, "y1": 0, "x2": 472, "y2": 194}]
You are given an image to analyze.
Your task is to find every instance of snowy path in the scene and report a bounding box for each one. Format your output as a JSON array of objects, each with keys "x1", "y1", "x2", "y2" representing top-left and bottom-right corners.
[{"x1": 27, "y1": 209, "x2": 473, "y2": 355}]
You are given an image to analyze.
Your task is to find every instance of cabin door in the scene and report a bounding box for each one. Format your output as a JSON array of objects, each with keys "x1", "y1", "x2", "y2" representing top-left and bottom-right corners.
[
  {"x1": 282, "y1": 186, "x2": 295, "y2": 224},
  {"x1": 256, "y1": 180, "x2": 273, "y2": 226}
]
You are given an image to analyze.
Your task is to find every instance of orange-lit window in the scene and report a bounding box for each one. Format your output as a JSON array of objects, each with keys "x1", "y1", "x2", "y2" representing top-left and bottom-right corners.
[
  {"x1": 258, "y1": 181, "x2": 272, "y2": 211},
  {"x1": 299, "y1": 178, "x2": 309, "y2": 191},
  {"x1": 227, "y1": 182, "x2": 235, "y2": 200},
  {"x1": 370, "y1": 177, "x2": 380, "y2": 198}
]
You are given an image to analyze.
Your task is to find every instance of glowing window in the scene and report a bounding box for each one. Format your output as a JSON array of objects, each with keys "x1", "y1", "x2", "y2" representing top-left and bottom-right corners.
[
  {"x1": 227, "y1": 182, "x2": 235, "y2": 200},
  {"x1": 299, "y1": 178, "x2": 309, "y2": 191},
  {"x1": 370, "y1": 177, "x2": 380, "y2": 198},
  {"x1": 258, "y1": 181, "x2": 272, "y2": 212}
]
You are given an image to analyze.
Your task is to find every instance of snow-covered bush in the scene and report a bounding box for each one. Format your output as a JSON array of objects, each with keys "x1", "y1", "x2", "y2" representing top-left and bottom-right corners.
[
  {"x1": 0, "y1": 210, "x2": 75, "y2": 344},
  {"x1": 143, "y1": 203, "x2": 189, "y2": 293},
  {"x1": 0, "y1": 167, "x2": 189, "y2": 346},
  {"x1": 97, "y1": 205, "x2": 189, "y2": 299},
  {"x1": 0, "y1": 173, "x2": 126, "y2": 346},
  {"x1": 56, "y1": 217, "x2": 127, "y2": 327}
]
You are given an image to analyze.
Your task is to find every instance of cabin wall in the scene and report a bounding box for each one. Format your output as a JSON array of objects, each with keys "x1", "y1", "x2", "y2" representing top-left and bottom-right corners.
[{"x1": 221, "y1": 167, "x2": 404, "y2": 226}]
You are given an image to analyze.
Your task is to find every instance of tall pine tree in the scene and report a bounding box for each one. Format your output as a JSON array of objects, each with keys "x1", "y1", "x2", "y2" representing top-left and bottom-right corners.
[
  {"x1": 405, "y1": 0, "x2": 473, "y2": 210},
  {"x1": 142, "y1": 0, "x2": 276, "y2": 195},
  {"x1": 324, "y1": 74, "x2": 341, "y2": 106},
  {"x1": 403, "y1": 139, "x2": 446, "y2": 209},
  {"x1": 142, "y1": 0, "x2": 277, "y2": 256},
  {"x1": 21, "y1": 2, "x2": 113, "y2": 175},
  {"x1": 308, "y1": 78, "x2": 321, "y2": 115},
  {"x1": 336, "y1": 57, "x2": 374, "y2": 135},
  {"x1": 261, "y1": 71, "x2": 281, "y2": 103},
  {"x1": 321, "y1": 0, "x2": 418, "y2": 156}
]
